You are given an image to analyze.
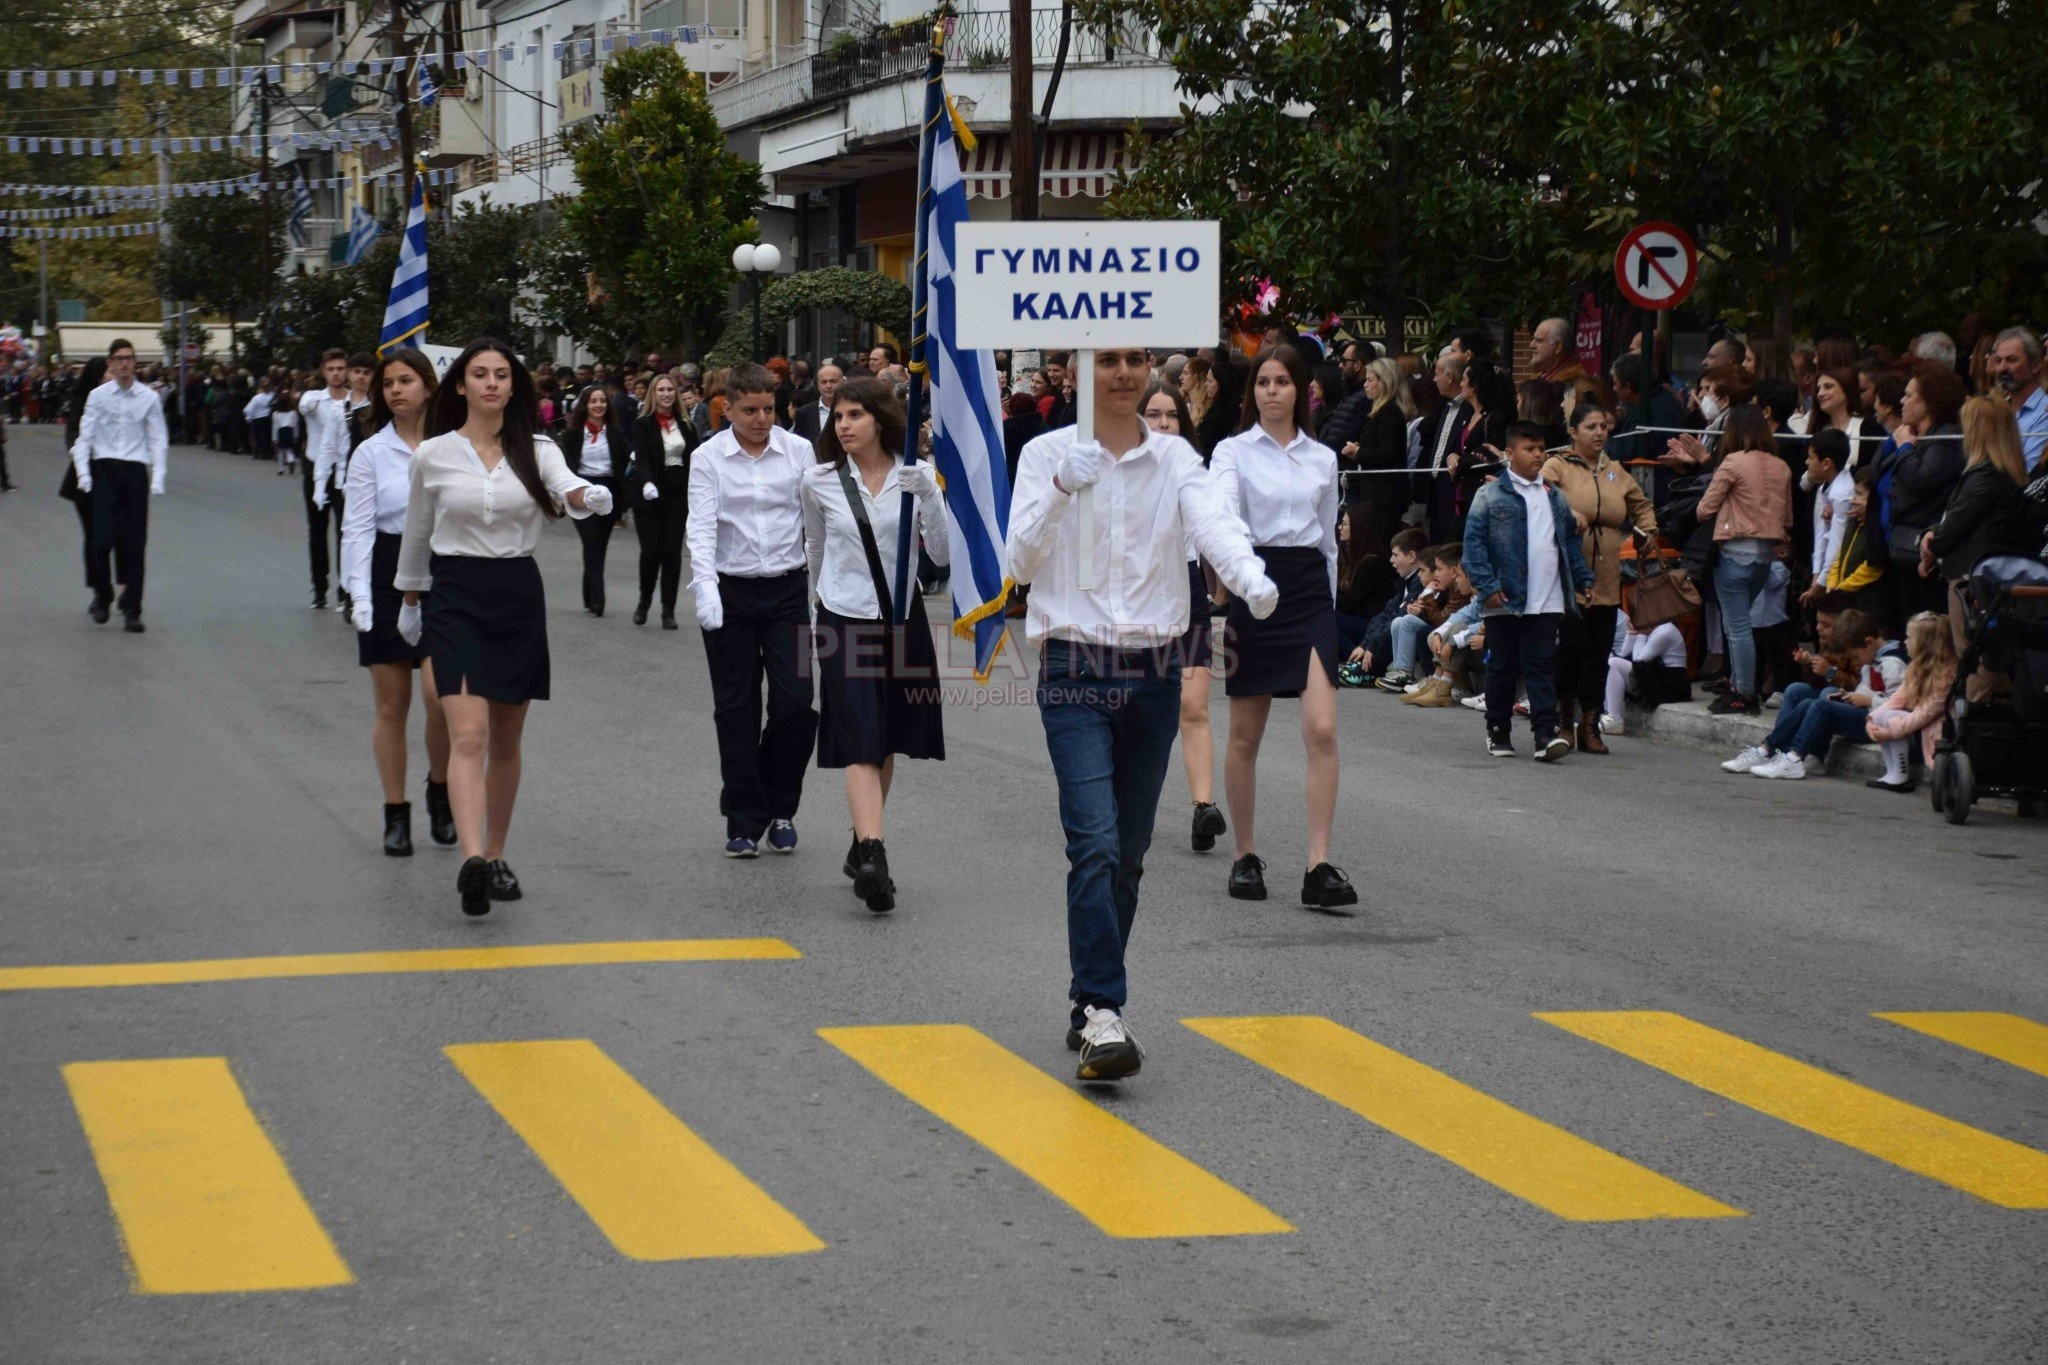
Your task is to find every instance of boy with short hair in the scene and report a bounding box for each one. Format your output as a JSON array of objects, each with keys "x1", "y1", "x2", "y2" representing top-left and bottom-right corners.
[
  {"x1": 1374, "y1": 544, "x2": 1445, "y2": 692},
  {"x1": 1462, "y1": 422, "x2": 1593, "y2": 760},
  {"x1": 1405, "y1": 554, "x2": 1485, "y2": 707},
  {"x1": 1343, "y1": 526, "x2": 1428, "y2": 685},
  {"x1": 1722, "y1": 608, "x2": 1905, "y2": 779}
]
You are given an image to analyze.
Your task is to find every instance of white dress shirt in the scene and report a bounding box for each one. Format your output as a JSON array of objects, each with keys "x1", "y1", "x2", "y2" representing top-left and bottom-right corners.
[
  {"x1": 340, "y1": 423, "x2": 419, "y2": 604},
  {"x1": 658, "y1": 418, "x2": 689, "y2": 466},
  {"x1": 243, "y1": 391, "x2": 274, "y2": 423},
  {"x1": 1509, "y1": 466, "x2": 1564, "y2": 615},
  {"x1": 1810, "y1": 467, "x2": 1855, "y2": 579},
  {"x1": 685, "y1": 425, "x2": 812, "y2": 585},
  {"x1": 304, "y1": 388, "x2": 359, "y2": 491},
  {"x1": 1209, "y1": 424, "x2": 1341, "y2": 597},
  {"x1": 801, "y1": 459, "x2": 950, "y2": 620},
  {"x1": 394, "y1": 431, "x2": 593, "y2": 592},
  {"x1": 1005, "y1": 422, "x2": 1264, "y2": 648},
  {"x1": 577, "y1": 425, "x2": 613, "y2": 477},
  {"x1": 71, "y1": 378, "x2": 169, "y2": 491}
]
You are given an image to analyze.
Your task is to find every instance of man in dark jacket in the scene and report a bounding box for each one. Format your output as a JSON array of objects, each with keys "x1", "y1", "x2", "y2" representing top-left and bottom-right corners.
[{"x1": 1317, "y1": 342, "x2": 1376, "y2": 457}]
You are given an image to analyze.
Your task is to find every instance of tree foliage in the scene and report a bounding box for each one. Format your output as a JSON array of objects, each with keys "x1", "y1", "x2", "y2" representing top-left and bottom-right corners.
[
  {"x1": 154, "y1": 172, "x2": 288, "y2": 329},
  {"x1": 703, "y1": 267, "x2": 911, "y2": 368},
  {"x1": 533, "y1": 45, "x2": 763, "y2": 354}
]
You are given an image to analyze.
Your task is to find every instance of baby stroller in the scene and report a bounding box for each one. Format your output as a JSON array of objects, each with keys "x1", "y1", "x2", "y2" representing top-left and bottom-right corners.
[{"x1": 1930, "y1": 555, "x2": 2048, "y2": 824}]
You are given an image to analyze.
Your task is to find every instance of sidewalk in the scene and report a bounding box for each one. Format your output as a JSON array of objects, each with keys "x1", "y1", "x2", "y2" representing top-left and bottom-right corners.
[{"x1": 1623, "y1": 698, "x2": 1886, "y2": 778}]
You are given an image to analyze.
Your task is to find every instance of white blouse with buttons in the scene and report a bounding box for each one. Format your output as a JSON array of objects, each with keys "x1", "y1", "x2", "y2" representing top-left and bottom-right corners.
[
  {"x1": 340, "y1": 422, "x2": 419, "y2": 603},
  {"x1": 801, "y1": 459, "x2": 950, "y2": 620},
  {"x1": 1209, "y1": 424, "x2": 1341, "y2": 597},
  {"x1": 577, "y1": 426, "x2": 613, "y2": 478},
  {"x1": 393, "y1": 430, "x2": 593, "y2": 592}
]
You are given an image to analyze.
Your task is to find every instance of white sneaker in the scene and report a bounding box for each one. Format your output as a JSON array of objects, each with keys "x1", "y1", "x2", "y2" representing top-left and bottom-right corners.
[
  {"x1": 1460, "y1": 694, "x2": 1487, "y2": 711},
  {"x1": 1752, "y1": 751, "x2": 1807, "y2": 780},
  {"x1": 1721, "y1": 745, "x2": 1771, "y2": 773},
  {"x1": 1763, "y1": 692, "x2": 1784, "y2": 710},
  {"x1": 1600, "y1": 712, "x2": 1625, "y2": 735},
  {"x1": 1450, "y1": 687, "x2": 1471, "y2": 701},
  {"x1": 1076, "y1": 1005, "x2": 1141, "y2": 1081},
  {"x1": 1404, "y1": 681, "x2": 1427, "y2": 695}
]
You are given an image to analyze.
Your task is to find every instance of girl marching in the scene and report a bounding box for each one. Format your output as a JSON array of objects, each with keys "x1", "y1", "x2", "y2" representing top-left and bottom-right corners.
[
  {"x1": 1213, "y1": 345, "x2": 1358, "y2": 912},
  {"x1": 800, "y1": 376, "x2": 949, "y2": 912},
  {"x1": 567, "y1": 383, "x2": 627, "y2": 616},
  {"x1": 630, "y1": 373, "x2": 697, "y2": 628},
  {"x1": 341, "y1": 348, "x2": 457, "y2": 856},
  {"x1": 393, "y1": 338, "x2": 613, "y2": 916}
]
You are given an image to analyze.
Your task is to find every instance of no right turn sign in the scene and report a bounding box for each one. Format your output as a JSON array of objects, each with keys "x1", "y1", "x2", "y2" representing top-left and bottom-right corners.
[{"x1": 1614, "y1": 221, "x2": 1698, "y2": 312}]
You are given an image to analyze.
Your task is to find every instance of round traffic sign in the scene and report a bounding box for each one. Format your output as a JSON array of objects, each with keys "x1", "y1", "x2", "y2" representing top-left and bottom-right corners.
[{"x1": 1614, "y1": 221, "x2": 1697, "y2": 312}]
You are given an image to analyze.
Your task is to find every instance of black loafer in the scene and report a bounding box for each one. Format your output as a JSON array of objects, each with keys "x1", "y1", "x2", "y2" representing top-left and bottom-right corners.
[
  {"x1": 424, "y1": 779, "x2": 458, "y2": 847},
  {"x1": 457, "y1": 856, "x2": 491, "y2": 917},
  {"x1": 842, "y1": 835, "x2": 860, "y2": 883},
  {"x1": 661, "y1": 613, "x2": 679, "y2": 630},
  {"x1": 88, "y1": 596, "x2": 111, "y2": 624},
  {"x1": 1191, "y1": 801, "x2": 1227, "y2": 852},
  {"x1": 633, "y1": 602, "x2": 650, "y2": 626},
  {"x1": 1302, "y1": 862, "x2": 1359, "y2": 912},
  {"x1": 487, "y1": 860, "x2": 522, "y2": 901},
  {"x1": 851, "y1": 838, "x2": 895, "y2": 913},
  {"x1": 1866, "y1": 776, "x2": 1918, "y2": 794},
  {"x1": 1228, "y1": 853, "x2": 1267, "y2": 900},
  {"x1": 122, "y1": 615, "x2": 145, "y2": 634},
  {"x1": 382, "y1": 802, "x2": 413, "y2": 857}
]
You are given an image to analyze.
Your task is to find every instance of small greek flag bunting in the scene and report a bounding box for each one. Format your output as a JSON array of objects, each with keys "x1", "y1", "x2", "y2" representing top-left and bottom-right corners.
[
  {"x1": 344, "y1": 174, "x2": 381, "y2": 266},
  {"x1": 378, "y1": 170, "x2": 429, "y2": 354},
  {"x1": 287, "y1": 167, "x2": 314, "y2": 249}
]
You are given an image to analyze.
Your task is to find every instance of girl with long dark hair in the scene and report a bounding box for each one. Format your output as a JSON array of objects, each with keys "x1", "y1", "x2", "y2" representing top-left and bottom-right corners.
[
  {"x1": 1211, "y1": 345, "x2": 1356, "y2": 911},
  {"x1": 800, "y1": 375, "x2": 949, "y2": 912},
  {"x1": 393, "y1": 338, "x2": 614, "y2": 916},
  {"x1": 631, "y1": 373, "x2": 696, "y2": 627},
  {"x1": 341, "y1": 348, "x2": 455, "y2": 856},
  {"x1": 567, "y1": 383, "x2": 627, "y2": 616}
]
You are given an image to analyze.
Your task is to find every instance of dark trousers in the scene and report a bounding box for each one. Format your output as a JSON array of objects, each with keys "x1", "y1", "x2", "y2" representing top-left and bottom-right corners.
[
  {"x1": 250, "y1": 421, "x2": 272, "y2": 461},
  {"x1": 1483, "y1": 612, "x2": 1563, "y2": 740},
  {"x1": 302, "y1": 463, "x2": 332, "y2": 594},
  {"x1": 634, "y1": 500, "x2": 687, "y2": 613},
  {"x1": 703, "y1": 570, "x2": 817, "y2": 839},
  {"x1": 573, "y1": 480, "x2": 619, "y2": 609},
  {"x1": 1554, "y1": 603, "x2": 1619, "y2": 719},
  {"x1": 72, "y1": 486, "x2": 95, "y2": 587},
  {"x1": 87, "y1": 459, "x2": 149, "y2": 614}
]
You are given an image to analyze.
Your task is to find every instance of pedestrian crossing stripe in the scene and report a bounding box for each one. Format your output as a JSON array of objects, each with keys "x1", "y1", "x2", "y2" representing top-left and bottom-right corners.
[
  {"x1": 1183, "y1": 1015, "x2": 1742, "y2": 1222},
  {"x1": 818, "y1": 1024, "x2": 1293, "y2": 1239},
  {"x1": 1539, "y1": 1011, "x2": 2048, "y2": 1208},
  {"x1": 1875, "y1": 1012, "x2": 2048, "y2": 1080},
  {"x1": 0, "y1": 938, "x2": 801, "y2": 992},
  {"x1": 64, "y1": 1057, "x2": 353, "y2": 1294},
  {"x1": 446, "y1": 1040, "x2": 825, "y2": 1261}
]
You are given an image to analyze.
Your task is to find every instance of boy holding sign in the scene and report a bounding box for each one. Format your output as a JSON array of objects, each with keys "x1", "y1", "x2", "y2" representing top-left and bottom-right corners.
[{"x1": 1006, "y1": 349, "x2": 1280, "y2": 1082}]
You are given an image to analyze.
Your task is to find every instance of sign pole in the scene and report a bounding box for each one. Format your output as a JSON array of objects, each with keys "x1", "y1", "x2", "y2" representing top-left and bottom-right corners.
[{"x1": 1075, "y1": 348, "x2": 1096, "y2": 590}]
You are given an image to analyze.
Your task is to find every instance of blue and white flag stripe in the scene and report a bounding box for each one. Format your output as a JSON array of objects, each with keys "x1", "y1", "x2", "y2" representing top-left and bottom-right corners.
[
  {"x1": 378, "y1": 172, "x2": 428, "y2": 354},
  {"x1": 919, "y1": 82, "x2": 1012, "y2": 681},
  {"x1": 286, "y1": 167, "x2": 312, "y2": 249},
  {"x1": 344, "y1": 177, "x2": 381, "y2": 266}
]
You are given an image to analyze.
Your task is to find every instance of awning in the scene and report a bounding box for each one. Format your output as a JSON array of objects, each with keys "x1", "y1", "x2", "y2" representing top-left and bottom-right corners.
[{"x1": 960, "y1": 131, "x2": 1135, "y2": 201}]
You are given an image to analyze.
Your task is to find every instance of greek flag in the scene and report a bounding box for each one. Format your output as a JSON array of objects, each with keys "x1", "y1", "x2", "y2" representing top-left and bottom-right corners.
[
  {"x1": 903, "y1": 58, "x2": 1012, "y2": 681},
  {"x1": 378, "y1": 171, "x2": 428, "y2": 354},
  {"x1": 343, "y1": 177, "x2": 381, "y2": 265},
  {"x1": 415, "y1": 59, "x2": 437, "y2": 108},
  {"x1": 286, "y1": 167, "x2": 312, "y2": 248}
]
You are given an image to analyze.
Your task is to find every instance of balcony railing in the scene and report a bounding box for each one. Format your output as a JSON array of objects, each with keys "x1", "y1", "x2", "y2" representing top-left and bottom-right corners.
[
  {"x1": 945, "y1": 9, "x2": 1164, "y2": 70},
  {"x1": 706, "y1": 56, "x2": 813, "y2": 126},
  {"x1": 461, "y1": 134, "x2": 577, "y2": 193}
]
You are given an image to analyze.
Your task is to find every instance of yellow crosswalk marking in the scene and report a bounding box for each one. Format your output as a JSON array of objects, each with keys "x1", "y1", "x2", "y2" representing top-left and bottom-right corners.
[
  {"x1": 1184, "y1": 1015, "x2": 1740, "y2": 1222},
  {"x1": 445, "y1": 1040, "x2": 823, "y2": 1261},
  {"x1": 1540, "y1": 1011, "x2": 2048, "y2": 1208},
  {"x1": 1, "y1": 939, "x2": 801, "y2": 991},
  {"x1": 63, "y1": 1058, "x2": 352, "y2": 1294},
  {"x1": 1876, "y1": 1012, "x2": 2048, "y2": 1080},
  {"x1": 819, "y1": 1024, "x2": 1292, "y2": 1239}
]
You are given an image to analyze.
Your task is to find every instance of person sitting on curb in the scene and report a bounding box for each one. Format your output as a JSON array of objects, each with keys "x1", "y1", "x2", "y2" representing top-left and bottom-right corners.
[{"x1": 1720, "y1": 608, "x2": 1905, "y2": 780}]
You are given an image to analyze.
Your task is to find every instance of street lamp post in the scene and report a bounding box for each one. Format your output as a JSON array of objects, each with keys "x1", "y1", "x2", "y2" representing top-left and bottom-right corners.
[{"x1": 731, "y1": 242, "x2": 783, "y2": 362}]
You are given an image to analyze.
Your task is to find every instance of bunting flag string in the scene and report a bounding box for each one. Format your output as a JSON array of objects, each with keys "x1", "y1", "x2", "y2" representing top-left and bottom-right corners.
[
  {"x1": 0, "y1": 167, "x2": 460, "y2": 202},
  {"x1": 0, "y1": 221, "x2": 162, "y2": 240},
  {"x1": 3, "y1": 126, "x2": 397, "y2": 158},
  {"x1": 2, "y1": 26, "x2": 738, "y2": 94}
]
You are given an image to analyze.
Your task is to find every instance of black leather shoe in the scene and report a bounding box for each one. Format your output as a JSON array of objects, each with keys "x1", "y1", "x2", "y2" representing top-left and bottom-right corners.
[
  {"x1": 88, "y1": 595, "x2": 111, "y2": 624},
  {"x1": 312, "y1": 590, "x2": 327, "y2": 610},
  {"x1": 1866, "y1": 776, "x2": 1918, "y2": 794},
  {"x1": 487, "y1": 860, "x2": 522, "y2": 901},
  {"x1": 633, "y1": 600, "x2": 650, "y2": 626},
  {"x1": 122, "y1": 614, "x2": 145, "y2": 634},
  {"x1": 457, "y1": 856, "x2": 491, "y2": 917},
  {"x1": 661, "y1": 612, "x2": 679, "y2": 630},
  {"x1": 1191, "y1": 801, "x2": 1227, "y2": 852},
  {"x1": 1301, "y1": 862, "x2": 1359, "y2": 912},
  {"x1": 852, "y1": 838, "x2": 895, "y2": 913},
  {"x1": 1228, "y1": 853, "x2": 1268, "y2": 900},
  {"x1": 424, "y1": 780, "x2": 457, "y2": 847},
  {"x1": 383, "y1": 802, "x2": 414, "y2": 857},
  {"x1": 842, "y1": 834, "x2": 860, "y2": 883}
]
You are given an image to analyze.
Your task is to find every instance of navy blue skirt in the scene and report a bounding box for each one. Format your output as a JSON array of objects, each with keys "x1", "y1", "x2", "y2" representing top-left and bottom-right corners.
[
  {"x1": 1224, "y1": 545, "x2": 1340, "y2": 698},
  {"x1": 1178, "y1": 559, "x2": 1216, "y2": 671},
  {"x1": 424, "y1": 554, "x2": 549, "y2": 703},
  {"x1": 814, "y1": 599, "x2": 946, "y2": 768},
  {"x1": 359, "y1": 531, "x2": 427, "y2": 668}
]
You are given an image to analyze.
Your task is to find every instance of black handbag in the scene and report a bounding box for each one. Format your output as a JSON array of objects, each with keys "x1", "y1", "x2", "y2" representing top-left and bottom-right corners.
[{"x1": 1886, "y1": 522, "x2": 1927, "y2": 565}]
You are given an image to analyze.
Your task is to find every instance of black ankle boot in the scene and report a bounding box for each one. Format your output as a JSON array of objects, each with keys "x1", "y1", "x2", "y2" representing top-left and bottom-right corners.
[
  {"x1": 424, "y1": 779, "x2": 457, "y2": 847},
  {"x1": 633, "y1": 598, "x2": 650, "y2": 626},
  {"x1": 383, "y1": 802, "x2": 414, "y2": 857},
  {"x1": 852, "y1": 838, "x2": 895, "y2": 914}
]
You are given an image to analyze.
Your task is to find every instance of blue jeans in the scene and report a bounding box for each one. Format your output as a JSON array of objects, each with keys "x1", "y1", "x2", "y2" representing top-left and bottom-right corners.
[
  {"x1": 1037, "y1": 640, "x2": 1183, "y2": 1028},
  {"x1": 1765, "y1": 682, "x2": 1828, "y2": 751},
  {"x1": 1390, "y1": 613, "x2": 1430, "y2": 673},
  {"x1": 1712, "y1": 552, "x2": 1775, "y2": 696}
]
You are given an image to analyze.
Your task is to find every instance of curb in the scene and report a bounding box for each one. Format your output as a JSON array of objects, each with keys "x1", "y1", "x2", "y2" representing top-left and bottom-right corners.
[{"x1": 1622, "y1": 699, "x2": 1886, "y2": 778}]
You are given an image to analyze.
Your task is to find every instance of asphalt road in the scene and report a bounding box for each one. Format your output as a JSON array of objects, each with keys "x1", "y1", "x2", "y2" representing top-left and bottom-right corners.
[{"x1": 3, "y1": 422, "x2": 2046, "y2": 1364}]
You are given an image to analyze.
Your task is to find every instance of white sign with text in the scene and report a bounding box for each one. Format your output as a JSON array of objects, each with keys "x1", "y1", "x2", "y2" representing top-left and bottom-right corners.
[{"x1": 952, "y1": 221, "x2": 1221, "y2": 349}]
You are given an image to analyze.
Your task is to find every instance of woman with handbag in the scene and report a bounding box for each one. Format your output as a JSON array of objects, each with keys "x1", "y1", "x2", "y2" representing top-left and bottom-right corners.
[
  {"x1": 630, "y1": 374, "x2": 696, "y2": 628},
  {"x1": 1879, "y1": 363, "x2": 1968, "y2": 627},
  {"x1": 1921, "y1": 398, "x2": 2047, "y2": 702},
  {"x1": 567, "y1": 384, "x2": 627, "y2": 617},
  {"x1": 1542, "y1": 400, "x2": 1657, "y2": 750},
  {"x1": 1694, "y1": 405, "x2": 1794, "y2": 715},
  {"x1": 800, "y1": 375, "x2": 948, "y2": 914}
]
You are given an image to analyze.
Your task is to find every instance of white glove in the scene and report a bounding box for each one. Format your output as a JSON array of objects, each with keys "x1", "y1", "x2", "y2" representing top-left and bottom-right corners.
[
  {"x1": 78, "y1": 472, "x2": 93, "y2": 493},
  {"x1": 1240, "y1": 570, "x2": 1280, "y2": 620},
  {"x1": 1055, "y1": 441, "x2": 1104, "y2": 493},
  {"x1": 641, "y1": 482, "x2": 659, "y2": 502},
  {"x1": 897, "y1": 462, "x2": 939, "y2": 499},
  {"x1": 397, "y1": 601, "x2": 423, "y2": 646},
  {"x1": 694, "y1": 584, "x2": 724, "y2": 632},
  {"x1": 351, "y1": 598, "x2": 373, "y2": 633},
  {"x1": 151, "y1": 482, "x2": 165, "y2": 497},
  {"x1": 313, "y1": 490, "x2": 327, "y2": 510},
  {"x1": 582, "y1": 484, "x2": 614, "y2": 517}
]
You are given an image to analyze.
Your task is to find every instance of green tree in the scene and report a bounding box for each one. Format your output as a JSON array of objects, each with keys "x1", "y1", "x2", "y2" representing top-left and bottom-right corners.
[
  {"x1": 155, "y1": 181, "x2": 288, "y2": 361},
  {"x1": 540, "y1": 45, "x2": 763, "y2": 354}
]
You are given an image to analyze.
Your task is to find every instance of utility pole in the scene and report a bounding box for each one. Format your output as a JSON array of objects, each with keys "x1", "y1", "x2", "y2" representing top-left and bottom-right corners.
[
  {"x1": 37, "y1": 236, "x2": 50, "y2": 361},
  {"x1": 155, "y1": 102, "x2": 188, "y2": 437},
  {"x1": 258, "y1": 73, "x2": 273, "y2": 303},
  {"x1": 391, "y1": 0, "x2": 417, "y2": 199},
  {"x1": 1008, "y1": 0, "x2": 1037, "y2": 222}
]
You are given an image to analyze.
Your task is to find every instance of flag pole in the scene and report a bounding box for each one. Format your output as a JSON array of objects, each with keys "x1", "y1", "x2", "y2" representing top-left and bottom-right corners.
[{"x1": 893, "y1": 5, "x2": 949, "y2": 626}]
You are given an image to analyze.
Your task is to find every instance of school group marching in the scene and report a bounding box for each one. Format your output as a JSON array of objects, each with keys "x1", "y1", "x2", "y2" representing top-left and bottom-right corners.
[{"x1": 65, "y1": 335, "x2": 1393, "y2": 1085}]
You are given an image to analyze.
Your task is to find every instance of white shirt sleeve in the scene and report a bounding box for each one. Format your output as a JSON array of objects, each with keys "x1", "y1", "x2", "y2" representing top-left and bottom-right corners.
[
  {"x1": 915, "y1": 474, "x2": 950, "y2": 569},
  {"x1": 1318, "y1": 460, "x2": 1339, "y2": 600},
  {"x1": 1177, "y1": 452, "x2": 1261, "y2": 596},
  {"x1": 1002, "y1": 439, "x2": 1065, "y2": 587},
  {"x1": 685, "y1": 445, "x2": 720, "y2": 589},
  {"x1": 393, "y1": 449, "x2": 435, "y2": 593},
  {"x1": 340, "y1": 437, "x2": 380, "y2": 604},
  {"x1": 801, "y1": 473, "x2": 826, "y2": 610},
  {"x1": 70, "y1": 388, "x2": 98, "y2": 481},
  {"x1": 534, "y1": 438, "x2": 593, "y2": 520}
]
